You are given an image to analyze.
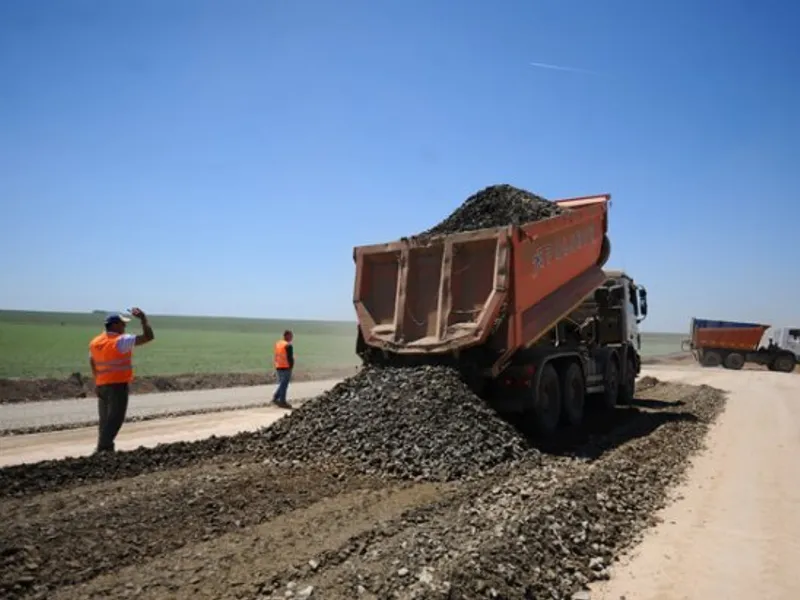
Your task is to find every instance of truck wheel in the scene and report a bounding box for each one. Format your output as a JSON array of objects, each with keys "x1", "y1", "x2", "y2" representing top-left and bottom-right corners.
[
  {"x1": 600, "y1": 356, "x2": 620, "y2": 410},
  {"x1": 533, "y1": 364, "x2": 561, "y2": 435},
  {"x1": 772, "y1": 354, "x2": 796, "y2": 373},
  {"x1": 560, "y1": 363, "x2": 585, "y2": 427},
  {"x1": 618, "y1": 355, "x2": 636, "y2": 405},
  {"x1": 723, "y1": 353, "x2": 745, "y2": 370},
  {"x1": 701, "y1": 350, "x2": 722, "y2": 368}
]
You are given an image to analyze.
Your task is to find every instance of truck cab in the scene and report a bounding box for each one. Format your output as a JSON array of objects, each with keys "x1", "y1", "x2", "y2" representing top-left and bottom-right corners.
[
  {"x1": 601, "y1": 270, "x2": 648, "y2": 351},
  {"x1": 764, "y1": 327, "x2": 800, "y2": 360}
]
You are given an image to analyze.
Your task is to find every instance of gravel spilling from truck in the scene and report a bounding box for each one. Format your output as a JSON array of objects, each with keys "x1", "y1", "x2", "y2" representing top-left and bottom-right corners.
[{"x1": 260, "y1": 365, "x2": 535, "y2": 481}]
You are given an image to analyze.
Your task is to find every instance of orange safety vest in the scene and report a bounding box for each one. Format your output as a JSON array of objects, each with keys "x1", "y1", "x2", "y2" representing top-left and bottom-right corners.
[
  {"x1": 90, "y1": 332, "x2": 134, "y2": 385},
  {"x1": 274, "y1": 339, "x2": 291, "y2": 369}
]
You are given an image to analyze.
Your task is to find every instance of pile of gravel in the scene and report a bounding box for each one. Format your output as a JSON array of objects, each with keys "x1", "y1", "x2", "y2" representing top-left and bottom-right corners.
[
  {"x1": 420, "y1": 183, "x2": 564, "y2": 237},
  {"x1": 436, "y1": 384, "x2": 728, "y2": 599},
  {"x1": 0, "y1": 366, "x2": 533, "y2": 498},
  {"x1": 255, "y1": 382, "x2": 727, "y2": 600},
  {"x1": 265, "y1": 185, "x2": 562, "y2": 479},
  {"x1": 262, "y1": 365, "x2": 535, "y2": 481}
]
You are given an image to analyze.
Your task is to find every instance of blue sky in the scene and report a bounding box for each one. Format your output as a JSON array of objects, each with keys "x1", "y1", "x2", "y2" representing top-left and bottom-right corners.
[{"x1": 1, "y1": 0, "x2": 798, "y2": 333}]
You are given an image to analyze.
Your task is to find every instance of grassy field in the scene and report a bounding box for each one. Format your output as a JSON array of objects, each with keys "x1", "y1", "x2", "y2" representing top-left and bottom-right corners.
[
  {"x1": 0, "y1": 310, "x2": 687, "y2": 379},
  {"x1": 0, "y1": 310, "x2": 360, "y2": 379}
]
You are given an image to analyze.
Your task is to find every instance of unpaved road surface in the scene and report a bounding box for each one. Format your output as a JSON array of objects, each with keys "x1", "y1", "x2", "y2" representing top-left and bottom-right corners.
[
  {"x1": 0, "y1": 379, "x2": 341, "y2": 432},
  {"x1": 593, "y1": 365, "x2": 800, "y2": 600},
  {"x1": 1, "y1": 374, "x2": 727, "y2": 600},
  {"x1": 0, "y1": 406, "x2": 294, "y2": 467}
]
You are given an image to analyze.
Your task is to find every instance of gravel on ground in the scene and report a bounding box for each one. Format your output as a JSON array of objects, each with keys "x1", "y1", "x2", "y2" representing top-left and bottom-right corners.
[{"x1": 0, "y1": 379, "x2": 726, "y2": 600}]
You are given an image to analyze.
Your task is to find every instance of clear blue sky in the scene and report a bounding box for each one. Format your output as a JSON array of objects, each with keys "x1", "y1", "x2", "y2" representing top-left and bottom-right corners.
[{"x1": 1, "y1": 0, "x2": 798, "y2": 333}]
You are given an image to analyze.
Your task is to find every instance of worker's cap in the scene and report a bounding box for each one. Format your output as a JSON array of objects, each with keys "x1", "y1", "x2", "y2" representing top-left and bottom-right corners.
[{"x1": 104, "y1": 313, "x2": 131, "y2": 326}]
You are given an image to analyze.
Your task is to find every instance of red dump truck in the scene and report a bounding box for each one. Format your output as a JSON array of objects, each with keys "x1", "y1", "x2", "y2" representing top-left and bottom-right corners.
[
  {"x1": 683, "y1": 318, "x2": 798, "y2": 373},
  {"x1": 352, "y1": 194, "x2": 649, "y2": 435}
]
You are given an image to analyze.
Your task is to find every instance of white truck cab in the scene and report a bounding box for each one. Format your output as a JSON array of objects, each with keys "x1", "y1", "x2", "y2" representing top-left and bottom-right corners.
[{"x1": 763, "y1": 327, "x2": 800, "y2": 360}]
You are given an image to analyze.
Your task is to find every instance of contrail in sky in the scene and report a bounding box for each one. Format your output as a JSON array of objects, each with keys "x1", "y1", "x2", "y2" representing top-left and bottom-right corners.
[{"x1": 529, "y1": 61, "x2": 596, "y2": 75}]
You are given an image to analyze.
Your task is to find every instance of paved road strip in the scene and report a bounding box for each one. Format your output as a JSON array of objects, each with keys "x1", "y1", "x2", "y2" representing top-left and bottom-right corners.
[{"x1": 0, "y1": 378, "x2": 344, "y2": 431}]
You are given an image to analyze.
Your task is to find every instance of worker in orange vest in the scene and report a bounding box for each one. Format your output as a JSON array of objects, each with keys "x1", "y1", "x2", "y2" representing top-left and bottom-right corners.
[
  {"x1": 89, "y1": 307, "x2": 154, "y2": 453},
  {"x1": 272, "y1": 329, "x2": 294, "y2": 409}
]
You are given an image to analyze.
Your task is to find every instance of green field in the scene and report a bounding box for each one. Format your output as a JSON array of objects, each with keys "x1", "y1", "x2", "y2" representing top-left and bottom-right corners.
[
  {"x1": 0, "y1": 310, "x2": 360, "y2": 379},
  {"x1": 0, "y1": 310, "x2": 686, "y2": 379}
]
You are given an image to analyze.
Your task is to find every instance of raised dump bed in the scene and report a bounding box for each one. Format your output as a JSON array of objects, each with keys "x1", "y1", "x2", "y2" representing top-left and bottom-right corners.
[{"x1": 353, "y1": 195, "x2": 611, "y2": 375}]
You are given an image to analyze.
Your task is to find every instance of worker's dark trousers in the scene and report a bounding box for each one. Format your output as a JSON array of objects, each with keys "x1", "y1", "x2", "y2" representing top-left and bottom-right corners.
[
  {"x1": 273, "y1": 368, "x2": 292, "y2": 405},
  {"x1": 96, "y1": 383, "x2": 130, "y2": 452}
]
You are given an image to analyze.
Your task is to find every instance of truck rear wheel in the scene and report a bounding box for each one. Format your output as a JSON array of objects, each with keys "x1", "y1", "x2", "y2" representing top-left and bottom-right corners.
[
  {"x1": 600, "y1": 356, "x2": 619, "y2": 410},
  {"x1": 618, "y1": 354, "x2": 636, "y2": 405},
  {"x1": 533, "y1": 364, "x2": 561, "y2": 435},
  {"x1": 560, "y1": 362, "x2": 585, "y2": 427},
  {"x1": 701, "y1": 350, "x2": 722, "y2": 367},
  {"x1": 772, "y1": 354, "x2": 796, "y2": 373},
  {"x1": 723, "y1": 352, "x2": 745, "y2": 370}
]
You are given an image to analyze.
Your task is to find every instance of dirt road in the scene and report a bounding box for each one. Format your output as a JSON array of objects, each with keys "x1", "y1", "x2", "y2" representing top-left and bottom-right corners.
[
  {"x1": 593, "y1": 365, "x2": 800, "y2": 600},
  {"x1": 0, "y1": 406, "x2": 296, "y2": 467}
]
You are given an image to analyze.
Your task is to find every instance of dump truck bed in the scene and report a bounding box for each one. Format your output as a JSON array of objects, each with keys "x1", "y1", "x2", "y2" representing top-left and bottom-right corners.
[
  {"x1": 353, "y1": 194, "x2": 611, "y2": 369},
  {"x1": 691, "y1": 324, "x2": 770, "y2": 352}
]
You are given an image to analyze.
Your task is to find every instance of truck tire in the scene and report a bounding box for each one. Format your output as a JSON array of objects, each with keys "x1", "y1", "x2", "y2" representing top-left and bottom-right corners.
[
  {"x1": 618, "y1": 354, "x2": 636, "y2": 405},
  {"x1": 560, "y1": 362, "x2": 585, "y2": 427},
  {"x1": 533, "y1": 363, "x2": 561, "y2": 435},
  {"x1": 723, "y1": 352, "x2": 745, "y2": 370},
  {"x1": 701, "y1": 350, "x2": 722, "y2": 368},
  {"x1": 600, "y1": 356, "x2": 620, "y2": 410},
  {"x1": 772, "y1": 354, "x2": 796, "y2": 373}
]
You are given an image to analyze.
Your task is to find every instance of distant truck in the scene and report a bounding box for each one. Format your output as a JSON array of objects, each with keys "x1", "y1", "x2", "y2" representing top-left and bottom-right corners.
[
  {"x1": 352, "y1": 194, "x2": 649, "y2": 435},
  {"x1": 682, "y1": 318, "x2": 799, "y2": 373}
]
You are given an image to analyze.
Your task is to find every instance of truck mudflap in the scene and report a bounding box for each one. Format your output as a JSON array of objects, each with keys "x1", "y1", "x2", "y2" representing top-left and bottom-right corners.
[{"x1": 353, "y1": 194, "x2": 611, "y2": 362}]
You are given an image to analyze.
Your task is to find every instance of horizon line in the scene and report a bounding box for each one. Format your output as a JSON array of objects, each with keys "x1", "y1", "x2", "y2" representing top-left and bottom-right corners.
[{"x1": 0, "y1": 308, "x2": 686, "y2": 334}]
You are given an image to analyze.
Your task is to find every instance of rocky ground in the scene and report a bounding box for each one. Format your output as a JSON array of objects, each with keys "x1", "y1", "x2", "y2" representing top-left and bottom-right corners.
[
  {"x1": 0, "y1": 366, "x2": 359, "y2": 404},
  {"x1": 0, "y1": 378, "x2": 726, "y2": 600}
]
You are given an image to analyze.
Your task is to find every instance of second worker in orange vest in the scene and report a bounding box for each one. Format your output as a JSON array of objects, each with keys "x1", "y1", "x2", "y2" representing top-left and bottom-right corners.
[
  {"x1": 89, "y1": 307, "x2": 155, "y2": 453},
  {"x1": 272, "y1": 329, "x2": 295, "y2": 409}
]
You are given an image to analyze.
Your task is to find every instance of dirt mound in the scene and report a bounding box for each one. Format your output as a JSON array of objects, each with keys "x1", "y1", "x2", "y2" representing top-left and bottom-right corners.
[
  {"x1": 636, "y1": 375, "x2": 661, "y2": 390},
  {"x1": 0, "y1": 365, "x2": 532, "y2": 499},
  {"x1": 421, "y1": 183, "x2": 564, "y2": 236},
  {"x1": 262, "y1": 365, "x2": 535, "y2": 481},
  {"x1": 0, "y1": 367, "x2": 357, "y2": 404}
]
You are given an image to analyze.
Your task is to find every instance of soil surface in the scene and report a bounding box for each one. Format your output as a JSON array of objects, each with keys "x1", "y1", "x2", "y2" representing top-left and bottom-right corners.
[
  {"x1": 592, "y1": 365, "x2": 800, "y2": 600},
  {"x1": 0, "y1": 366, "x2": 359, "y2": 405},
  {"x1": 0, "y1": 379, "x2": 726, "y2": 600}
]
